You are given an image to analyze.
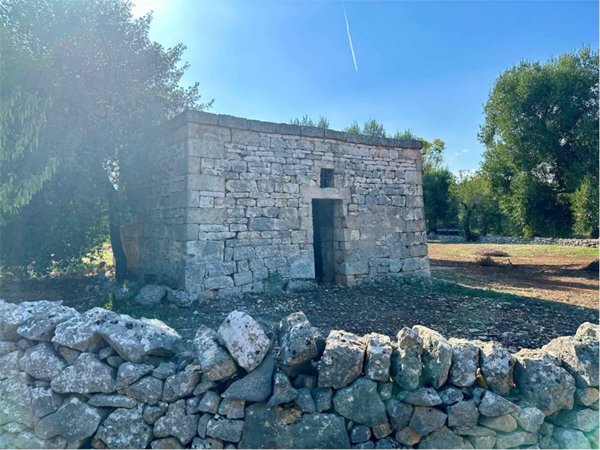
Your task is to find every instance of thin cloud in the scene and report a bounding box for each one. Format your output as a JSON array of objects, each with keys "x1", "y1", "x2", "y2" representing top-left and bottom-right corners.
[{"x1": 342, "y1": 2, "x2": 359, "y2": 72}]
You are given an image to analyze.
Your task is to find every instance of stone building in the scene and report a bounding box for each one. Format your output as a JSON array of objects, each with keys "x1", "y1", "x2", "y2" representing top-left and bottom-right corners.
[{"x1": 122, "y1": 111, "x2": 430, "y2": 296}]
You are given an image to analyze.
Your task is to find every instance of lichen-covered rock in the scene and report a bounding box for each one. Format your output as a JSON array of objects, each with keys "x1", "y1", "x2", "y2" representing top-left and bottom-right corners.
[
  {"x1": 88, "y1": 393, "x2": 138, "y2": 408},
  {"x1": 467, "y1": 435, "x2": 496, "y2": 449},
  {"x1": 268, "y1": 371, "x2": 298, "y2": 406},
  {"x1": 318, "y1": 329, "x2": 366, "y2": 389},
  {"x1": 363, "y1": 333, "x2": 392, "y2": 382},
  {"x1": 438, "y1": 386, "x2": 464, "y2": 405},
  {"x1": 413, "y1": 325, "x2": 452, "y2": 389},
  {"x1": 133, "y1": 284, "x2": 166, "y2": 306},
  {"x1": 162, "y1": 366, "x2": 201, "y2": 402},
  {"x1": 313, "y1": 387, "x2": 333, "y2": 412},
  {"x1": 191, "y1": 437, "x2": 224, "y2": 449},
  {"x1": 351, "y1": 425, "x2": 372, "y2": 444},
  {"x1": 514, "y1": 349, "x2": 575, "y2": 414},
  {"x1": 447, "y1": 400, "x2": 479, "y2": 428},
  {"x1": 206, "y1": 416, "x2": 245, "y2": 443},
  {"x1": 0, "y1": 341, "x2": 18, "y2": 357},
  {"x1": 52, "y1": 307, "x2": 112, "y2": 351},
  {"x1": 395, "y1": 426, "x2": 421, "y2": 446},
  {"x1": 95, "y1": 405, "x2": 153, "y2": 448},
  {"x1": 398, "y1": 387, "x2": 442, "y2": 406},
  {"x1": 221, "y1": 354, "x2": 274, "y2": 402},
  {"x1": 194, "y1": 326, "x2": 237, "y2": 382},
  {"x1": 217, "y1": 311, "x2": 271, "y2": 372},
  {"x1": 18, "y1": 343, "x2": 66, "y2": 381},
  {"x1": 478, "y1": 390, "x2": 519, "y2": 417},
  {"x1": 0, "y1": 426, "x2": 66, "y2": 449},
  {"x1": 153, "y1": 361, "x2": 179, "y2": 380},
  {"x1": 409, "y1": 406, "x2": 447, "y2": 436},
  {"x1": 151, "y1": 437, "x2": 185, "y2": 449},
  {"x1": 479, "y1": 414, "x2": 517, "y2": 432},
  {"x1": 116, "y1": 362, "x2": 155, "y2": 389},
  {"x1": 478, "y1": 341, "x2": 516, "y2": 395},
  {"x1": 167, "y1": 288, "x2": 199, "y2": 308},
  {"x1": 494, "y1": 431, "x2": 537, "y2": 448},
  {"x1": 34, "y1": 396, "x2": 101, "y2": 447},
  {"x1": 333, "y1": 378, "x2": 388, "y2": 426},
  {"x1": 294, "y1": 387, "x2": 316, "y2": 413},
  {"x1": 50, "y1": 352, "x2": 116, "y2": 394},
  {"x1": 0, "y1": 373, "x2": 35, "y2": 427},
  {"x1": 277, "y1": 312, "x2": 319, "y2": 372},
  {"x1": 419, "y1": 426, "x2": 468, "y2": 449},
  {"x1": 575, "y1": 387, "x2": 599, "y2": 406},
  {"x1": 30, "y1": 386, "x2": 63, "y2": 418},
  {"x1": 517, "y1": 406, "x2": 545, "y2": 433},
  {"x1": 143, "y1": 402, "x2": 168, "y2": 425},
  {"x1": 16, "y1": 301, "x2": 79, "y2": 342},
  {"x1": 391, "y1": 327, "x2": 423, "y2": 391},
  {"x1": 554, "y1": 408, "x2": 599, "y2": 433},
  {"x1": 386, "y1": 399, "x2": 413, "y2": 431},
  {"x1": 553, "y1": 426, "x2": 591, "y2": 449},
  {"x1": 239, "y1": 404, "x2": 350, "y2": 448},
  {"x1": 123, "y1": 376, "x2": 163, "y2": 405},
  {"x1": 199, "y1": 391, "x2": 221, "y2": 414},
  {"x1": 154, "y1": 400, "x2": 199, "y2": 445},
  {"x1": 0, "y1": 350, "x2": 22, "y2": 379},
  {"x1": 448, "y1": 338, "x2": 479, "y2": 388},
  {"x1": 217, "y1": 398, "x2": 245, "y2": 419}
]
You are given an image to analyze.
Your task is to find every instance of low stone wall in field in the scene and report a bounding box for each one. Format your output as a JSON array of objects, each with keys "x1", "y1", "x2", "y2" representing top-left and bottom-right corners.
[
  {"x1": 0, "y1": 299, "x2": 598, "y2": 449},
  {"x1": 431, "y1": 234, "x2": 599, "y2": 247}
]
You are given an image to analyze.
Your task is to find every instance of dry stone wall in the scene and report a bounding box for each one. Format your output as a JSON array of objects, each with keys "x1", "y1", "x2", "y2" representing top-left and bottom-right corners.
[
  {"x1": 1, "y1": 298, "x2": 598, "y2": 449},
  {"x1": 122, "y1": 111, "x2": 430, "y2": 297}
]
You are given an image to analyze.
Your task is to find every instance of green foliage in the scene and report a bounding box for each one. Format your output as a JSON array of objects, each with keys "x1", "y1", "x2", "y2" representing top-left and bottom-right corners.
[
  {"x1": 289, "y1": 115, "x2": 329, "y2": 129},
  {"x1": 422, "y1": 168, "x2": 458, "y2": 232},
  {"x1": 361, "y1": 119, "x2": 386, "y2": 138},
  {"x1": 480, "y1": 48, "x2": 599, "y2": 237},
  {"x1": 571, "y1": 176, "x2": 599, "y2": 237},
  {"x1": 344, "y1": 120, "x2": 362, "y2": 135}
]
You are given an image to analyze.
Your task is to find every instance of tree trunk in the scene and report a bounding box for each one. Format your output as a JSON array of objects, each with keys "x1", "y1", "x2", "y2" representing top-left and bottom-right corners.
[{"x1": 105, "y1": 179, "x2": 128, "y2": 282}]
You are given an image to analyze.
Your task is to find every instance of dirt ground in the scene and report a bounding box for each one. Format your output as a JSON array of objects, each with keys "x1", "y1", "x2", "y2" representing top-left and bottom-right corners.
[{"x1": 1, "y1": 242, "x2": 598, "y2": 354}]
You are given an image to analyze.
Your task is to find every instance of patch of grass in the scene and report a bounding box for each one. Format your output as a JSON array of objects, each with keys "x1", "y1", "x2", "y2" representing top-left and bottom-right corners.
[{"x1": 430, "y1": 243, "x2": 597, "y2": 259}]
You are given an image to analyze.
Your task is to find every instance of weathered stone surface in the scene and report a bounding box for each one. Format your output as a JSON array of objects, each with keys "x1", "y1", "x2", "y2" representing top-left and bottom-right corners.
[
  {"x1": 312, "y1": 387, "x2": 333, "y2": 412},
  {"x1": 116, "y1": 362, "x2": 154, "y2": 389},
  {"x1": 392, "y1": 327, "x2": 423, "y2": 391},
  {"x1": 217, "y1": 311, "x2": 271, "y2": 372},
  {"x1": 333, "y1": 378, "x2": 388, "y2": 426},
  {"x1": 278, "y1": 312, "x2": 319, "y2": 371},
  {"x1": 51, "y1": 352, "x2": 116, "y2": 394},
  {"x1": 163, "y1": 366, "x2": 200, "y2": 402},
  {"x1": 447, "y1": 400, "x2": 479, "y2": 428},
  {"x1": 409, "y1": 406, "x2": 447, "y2": 436},
  {"x1": 478, "y1": 390, "x2": 519, "y2": 417},
  {"x1": 453, "y1": 426, "x2": 496, "y2": 437},
  {"x1": 95, "y1": 405, "x2": 153, "y2": 448},
  {"x1": 419, "y1": 426, "x2": 468, "y2": 449},
  {"x1": 123, "y1": 376, "x2": 163, "y2": 405},
  {"x1": 395, "y1": 426, "x2": 421, "y2": 446},
  {"x1": 554, "y1": 408, "x2": 599, "y2": 432},
  {"x1": 318, "y1": 329, "x2": 366, "y2": 389},
  {"x1": 479, "y1": 414, "x2": 517, "y2": 432},
  {"x1": 133, "y1": 284, "x2": 166, "y2": 306},
  {"x1": 398, "y1": 387, "x2": 442, "y2": 406},
  {"x1": 217, "y1": 398, "x2": 245, "y2": 419},
  {"x1": 154, "y1": 400, "x2": 199, "y2": 445},
  {"x1": 16, "y1": 301, "x2": 79, "y2": 342},
  {"x1": 0, "y1": 350, "x2": 22, "y2": 379},
  {"x1": 151, "y1": 437, "x2": 184, "y2": 449},
  {"x1": 143, "y1": 402, "x2": 168, "y2": 424},
  {"x1": 351, "y1": 425, "x2": 372, "y2": 444},
  {"x1": 30, "y1": 386, "x2": 63, "y2": 418},
  {"x1": 193, "y1": 326, "x2": 237, "y2": 381},
  {"x1": 268, "y1": 371, "x2": 298, "y2": 406},
  {"x1": 494, "y1": 431, "x2": 537, "y2": 449},
  {"x1": 221, "y1": 354, "x2": 274, "y2": 402},
  {"x1": 199, "y1": 391, "x2": 221, "y2": 414},
  {"x1": 18, "y1": 343, "x2": 66, "y2": 381},
  {"x1": 239, "y1": 404, "x2": 350, "y2": 448},
  {"x1": 52, "y1": 307, "x2": 112, "y2": 351},
  {"x1": 88, "y1": 393, "x2": 138, "y2": 408},
  {"x1": 0, "y1": 341, "x2": 18, "y2": 357},
  {"x1": 0, "y1": 373, "x2": 35, "y2": 427},
  {"x1": 373, "y1": 422, "x2": 392, "y2": 439},
  {"x1": 438, "y1": 386, "x2": 464, "y2": 405},
  {"x1": 153, "y1": 361, "x2": 178, "y2": 380},
  {"x1": 413, "y1": 325, "x2": 452, "y2": 389},
  {"x1": 167, "y1": 289, "x2": 199, "y2": 308},
  {"x1": 294, "y1": 388, "x2": 316, "y2": 413},
  {"x1": 0, "y1": 426, "x2": 66, "y2": 449},
  {"x1": 386, "y1": 399, "x2": 414, "y2": 431},
  {"x1": 34, "y1": 397, "x2": 101, "y2": 447},
  {"x1": 206, "y1": 416, "x2": 245, "y2": 443},
  {"x1": 448, "y1": 338, "x2": 479, "y2": 388},
  {"x1": 514, "y1": 348, "x2": 575, "y2": 414},
  {"x1": 553, "y1": 426, "x2": 591, "y2": 449},
  {"x1": 478, "y1": 341, "x2": 516, "y2": 395},
  {"x1": 363, "y1": 333, "x2": 392, "y2": 382},
  {"x1": 517, "y1": 406, "x2": 545, "y2": 433},
  {"x1": 191, "y1": 437, "x2": 224, "y2": 449},
  {"x1": 575, "y1": 387, "x2": 599, "y2": 406},
  {"x1": 467, "y1": 435, "x2": 496, "y2": 449}
]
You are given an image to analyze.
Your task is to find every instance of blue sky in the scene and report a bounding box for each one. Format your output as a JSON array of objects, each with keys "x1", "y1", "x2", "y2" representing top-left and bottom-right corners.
[{"x1": 135, "y1": 0, "x2": 598, "y2": 172}]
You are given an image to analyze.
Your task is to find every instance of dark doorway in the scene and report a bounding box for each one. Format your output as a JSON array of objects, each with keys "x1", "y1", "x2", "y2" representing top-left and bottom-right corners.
[{"x1": 312, "y1": 199, "x2": 336, "y2": 283}]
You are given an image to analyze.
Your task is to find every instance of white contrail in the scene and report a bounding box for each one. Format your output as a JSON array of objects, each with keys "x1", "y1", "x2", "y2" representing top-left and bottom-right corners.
[{"x1": 342, "y1": 2, "x2": 358, "y2": 72}]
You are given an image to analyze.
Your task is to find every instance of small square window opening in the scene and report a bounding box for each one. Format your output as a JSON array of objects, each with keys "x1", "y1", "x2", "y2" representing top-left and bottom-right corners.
[{"x1": 320, "y1": 168, "x2": 334, "y2": 188}]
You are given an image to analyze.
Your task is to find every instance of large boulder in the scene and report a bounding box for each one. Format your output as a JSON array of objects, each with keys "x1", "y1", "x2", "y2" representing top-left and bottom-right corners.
[
  {"x1": 18, "y1": 342, "x2": 66, "y2": 381},
  {"x1": 268, "y1": 372, "x2": 298, "y2": 407},
  {"x1": 15, "y1": 300, "x2": 79, "y2": 342},
  {"x1": 0, "y1": 373, "x2": 35, "y2": 428},
  {"x1": 194, "y1": 326, "x2": 237, "y2": 381},
  {"x1": 332, "y1": 377, "x2": 388, "y2": 426},
  {"x1": 217, "y1": 311, "x2": 271, "y2": 372},
  {"x1": 318, "y1": 329, "x2": 366, "y2": 389},
  {"x1": 95, "y1": 405, "x2": 153, "y2": 448},
  {"x1": 477, "y1": 341, "x2": 516, "y2": 395},
  {"x1": 221, "y1": 354, "x2": 274, "y2": 402},
  {"x1": 278, "y1": 312, "x2": 319, "y2": 372},
  {"x1": 50, "y1": 352, "x2": 116, "y2": 394},
  {"x1": 553, "y1": 426, "x2": 592, "y2": 449},
  {"x1": 448, "y1": 338, "x2": 479, "y2": 387},
  {"x1": 133, "y1": 284, "x2": 166, "y2": 306},
  {"x1": 52, "y1": 307, "x2": 113, "y2": 351},
  {"x1": 413, "y1": 325, "x2": 452, "y2": 389},
  {"x1": 392, "y1": 327, "x2": 423, "y2": 391}
]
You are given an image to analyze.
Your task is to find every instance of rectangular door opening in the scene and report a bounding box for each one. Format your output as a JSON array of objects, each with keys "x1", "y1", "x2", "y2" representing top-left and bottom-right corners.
[{"x1": 312, "y1": 199, "x2": 336, "y2": 284}]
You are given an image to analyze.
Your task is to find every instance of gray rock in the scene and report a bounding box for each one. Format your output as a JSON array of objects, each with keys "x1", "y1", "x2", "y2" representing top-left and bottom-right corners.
[
  {"x1": 478, "y1": 341, "x2": 516, "y2": 395},
  {"x1": 409, "y1": 406, "x2": 447, "y2": 436},
  {"x1": 587, "y1": 427, "x2": 599, "y2": 448},
  {"x1": 191, "y1": 437, "x2": 224, "y2": 449},
  {"x1": 0, "y1": 428, "x2": 66, "y2": 449},
  {"x1": 162, "y1": 366, "x2": 200, "y2": 402},
  {"x1": 378, "y1": 382, "x2": 394, "y2": 401},
  {"x1": 193, "y1": 326, "x2": 237, "y2": 382},
  {"x1": 151, "y1": 437, "x2": 184, "y2": 448},
  {"x1": 575, "y1": 387, "x2": 599, "y2": 406},
  {"x1": 123, "y1": 376, "x2": 163, "y2": 405},
  {"x1": 391, "y1": 327, "x2": 423, "y2": 391},
  {"x1": 514, "y1": 349, "x2": 575, "y2": 414},
  {"x1": 268, "y1": 371, "x2": 298, "y2": 406},
  {"x1": 16, "y1": 301, "x2": 79, "y2": 342},
  {"x1": 98, "y1": 345, "x2": 116, "y2": 360},
  {"x1": 88, "y1": 393, "x2": 138, "y2": 408},
  {"x1": 113, "y1": 282, "x2": 140, "y2": 302},
  {"x1": 52, "y1": 307, "x2": 112, "y2": 351},
  {"x1": 206, "y1": 416, "x2": 245, "y2": 443},
  {"x1": 167, "y1": 289, "x2": 199, "y2": 307},
  {"x1": 221, "y1": 354, "x2": 274, "y2": 402},
  {"x1": 0, "y1": 300, "x2": 24, "y2": 341},
  {"x1": 375, "y1": 437, "x2": 399, "y2": 449},
  {"x1": 318, "y1": 329, "x2": 366, "y2": 389},
  {"x1": 57, "y1": 346, "x2": 79, "y2": 364},
  {"x1": 239, "y1": 403, "x2": 350, "y2": 448},
  {"x1": 419, "y1": 426, "x2": 468, "y2": 449},
  {"x1": 153, "y1": 361, "x2": 179, "y2": 380},
  {"x1": 95, "y1": 405, "x2": 153, "y2": 448},
  {"x1": 576, "y1": 322, "x2": 599, "y2": 342},
  {"x1": 217, "y1": 311, "x2": 271, "y2": 372},
  {"x1": 116, "y1": 361, "x2": 154, "y2": 388},
  {"x1": 143, "y1": 402, "x2": 168, "y2": 424},
  {"x1": 373, "y1": 422, "x2": 393, "y2": 439},
  {"x1": 554, "y1": 408, "x2": 599, "y2": 432},
  {"x1": 453, "y1": 426, "x2": 496, "y2": 436},
  {"x1": 50, "y1": 352, "x2": 116, "y2": 394},
  {"x1": 539, "y1": 421, "x2": 555, "y2": 436},
  {"x1": 294, "y1": 388, "x2": 316, "y2": 413},
  {"x1": 494, "y1": 431, "x2": 538, "y2": 448},
  {"x1": 312, "y1": 387, "x2": 333, "y2": 412},
  {"x1": 448, "y1": 338, "x2": 479, "y2": 387},
  {"x1": 351, "y1": 425, "x2": 372, "y2": 444},
  {"x1": 34, "y1": 396, "x2": 101, "y2": 447},
  {"x1": 517, "y1": 406, "x2": 546, "y2": 433},
  {"x1": 354, "y1": 441, "x2": 376, "y2": 449},
  {"x1": 439, "y1": 386, "x2": 464, "y2": 405},
  {"x1": 386, "y1": 399, "x2": 414, "y2": 431},
  {"x1": 217, "y1": 398, "x2": 245, "y2": 419},
  {"x1": 199, "y1": 391, "x2": 221, "y2": 414},
  {"x1": 154, "y1": 400, "x2": 199, "y2": 445},
  {"x1": 134, "y1": 284, "x2": 166, "y2": 306},
  {"x1": 553, "y1": 427, "x2": 591, "y2": 449},
  {"x1": 0, "y1": 341, "x2": 17, "y2": 357},
  {"x1": 30, "y1": 386, "x2": 63, "y2": 418},
  {"x1": 278, "y1": 312, "x2": 319, "y2": 372},
  {"x1": 447, "y1": 400, "x2": 479, "y2": 428},
  {"x1": 543, "y1": 331, "x2": 599, "y2": 388},
  {"x1": 197, "y1": 412, "x2": 212, "y2": 438},
  {"x1": 395, "y1": 426, "x2": 421, "y2": 446},
  {"x1": 0, "y1": 373, "x2": 35, "y2": 427},
  {"x1": 478, "y1": 390, "x2": 520, "y2": 417},
  {"x1": 467, "y1": 435, "x2": 497, "y2": 449},
  {"x1": 413, "y1": 325, "x2": 452, "y2": 389},
  {"x1": 364, "y1": 333, "x2": 392, "y2": 382},
  {"x1": 186, "y1": 396, "x2": 200, "y2": 414},
  {"x1": 18, "y1": 343, "x2": 66, "y2": 381},
  {"x1": 333, "y1": 378, "x2": 388, "y2": 426},
  {"x1": 0, "y1": 350, "x2": 22, "y2": 379},
  {"x1": 479, "y1": 414, "x2": 517, "y2": 432},
  {"x1": 398, "y1": 387, "x2": 442, "y2": 406},
  {"x1": 294, "y1": 373, "x2": 318, "y2": 389}
]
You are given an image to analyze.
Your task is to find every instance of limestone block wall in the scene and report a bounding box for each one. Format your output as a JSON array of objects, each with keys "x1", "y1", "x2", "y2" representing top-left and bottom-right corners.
[
  {"x1": 123, "y1": 111, "x2": 430, "y2": 296},
  {"x1": 1, "y1": 298, "x2": 598, "y2": 449}
]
